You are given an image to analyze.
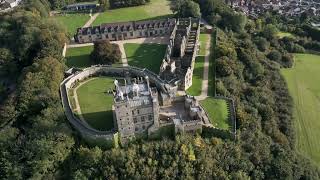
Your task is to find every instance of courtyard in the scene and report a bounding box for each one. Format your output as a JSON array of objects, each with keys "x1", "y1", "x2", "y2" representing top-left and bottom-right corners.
[
  {"x1": 66, "y1": 46, "x2": 93, "y2": 68},
  {"x1": 124, "y1": 43, "x2": 167, "y2": 73},
  {"x1": 76, "y1": 77, "x2": 115, "y2": 131},
  {"x1": 200, "y1": 97, "x2": 229, "y2": 130}
]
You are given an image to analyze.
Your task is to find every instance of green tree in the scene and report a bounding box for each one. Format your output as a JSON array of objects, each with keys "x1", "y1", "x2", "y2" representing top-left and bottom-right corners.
[
  {"x1": 172, "y1": 0, "x2": 201, "y2": 18},
  {"x1": 90, "y1": 40, "x2": 121, "y2": 64},
  {"x1": 262, "y1": 24, "x2": 278, "y2": 40}
]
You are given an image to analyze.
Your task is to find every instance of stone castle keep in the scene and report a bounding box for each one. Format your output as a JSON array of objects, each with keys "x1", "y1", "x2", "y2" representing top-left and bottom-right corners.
[{"x1": 62, "y1": 18, "x2": 210, "y2": 144}]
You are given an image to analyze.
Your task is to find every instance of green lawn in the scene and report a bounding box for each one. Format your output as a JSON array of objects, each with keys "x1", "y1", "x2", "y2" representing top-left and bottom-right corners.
[
  {"x1": 281, "y1": 53, "x2": 320, "y2": 167},
  {"x1": 66, "y1": 46, "x2": 93, "y2": 68},
  {"x1": 76, "y1": 77, "x2": 115, "y2": 131},
  {"x1": 124, "y1": 43, "x2": 167, "y2": 73},
  {"x1": 92, "y1": 0, "x2": 173, "y2": 25},
  {"x1": 200, "y1": 97, "x2": 229, "y2": 130},
  {"x1": 277, "y1": 31, "x2": 295, "y2": 39},
  {"x1": 53, "y1": 13, "x2": 90, "y2": 36},
  {"x1": 186, "y1": 56, "x2": 204, "y2": 96},
  {"x1": 199, "y1": 34, "x2": 210, "y2": 56},
  {"x1": 186, "y1": 33, "x2": 210, "y2": 95}
]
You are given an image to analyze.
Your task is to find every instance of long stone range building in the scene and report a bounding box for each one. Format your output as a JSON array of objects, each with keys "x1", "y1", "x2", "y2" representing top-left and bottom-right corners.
[{"x1": 75, "y1": 18, "x2": 176, "y2": 43}]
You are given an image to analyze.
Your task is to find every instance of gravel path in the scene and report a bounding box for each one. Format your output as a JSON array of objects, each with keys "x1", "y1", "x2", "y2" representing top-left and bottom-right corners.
[
  {"x1": 82, "y1": 12, "x2": 100, "y2": 28},
  {"x1": 196, "y1": 35, "x2": 212, "y2": 101}
]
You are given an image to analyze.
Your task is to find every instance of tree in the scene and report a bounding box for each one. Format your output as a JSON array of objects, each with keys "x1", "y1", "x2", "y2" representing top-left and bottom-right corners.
[
  {"x1": 90, "y1": 40, "x2": 121, "y2": 64},
  {"x1": 171, "y1": 0, "x2": 201, "y2": 18},
  {"x1": 262, "y1": 24, "x2": 278, "y2": 40},
  {"x1": 267, "y1": 50, "x2": 282, "y2": 62},
  {"x1": 99, "y1": 0, "x2": 109, "y2": 11},
  {"x1": 254, "y1": 37, "x2": 270, "y2": 52}
]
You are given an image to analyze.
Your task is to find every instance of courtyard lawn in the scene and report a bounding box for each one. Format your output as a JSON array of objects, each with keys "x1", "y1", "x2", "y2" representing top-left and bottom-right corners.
[
  {"x1": 281, "y1": 53, "x2": 320, "y2": 167},
  {"x1": 199, "y1": 34, "x2": 210, "y2": 56},
  {"x1": 53, "y1": 13, "x2": 90, "y2": 36},
  {"x1": 66, "y1": 46, "x2": 93, "y2": 68},
  {"x1": 200, "y1": 97, "x2": 229, "y2": 130},
  {"x1": 277, "y1": 31, "x2": 295, "y2": 39},
  {"x1": 124, "y1": 43, "x2": 167, "y2": 73},
  {"x1": 186, "y1": 56, "x2": 204, "y2": 96},
  {"x1": 76, "y1": 77, "x2": 115, "y2": 131},
  {"x1": 92, "y1": 0, "x2": 172, "y2": 25}
]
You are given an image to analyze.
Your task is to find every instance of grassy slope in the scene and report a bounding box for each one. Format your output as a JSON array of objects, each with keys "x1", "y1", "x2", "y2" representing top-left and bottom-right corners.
[
  {"x1": 187, "y1": 33, "x2": 210, "y2": 96},
  {"x1": 277, "y1": 31, "x2": 294, "y2": 39},
  {"x1": 53, "y1": 13, "x2": 90, "y2": 36},
  {"x1": 76, "y1": 77, "x2": 115, "y2": 131},
  {"x1": 281, "y1": 53, "x2": 320, "y2": 167},
  {"x1": 66, "y1": 46, "x2": 93, "y2": 68},
  {"x1": 92, "y1": 0, "x2": 173, "y2": 25},
  {"x1": 200, "y1": 97, "x2": 229, "y2": 130},
  {"x1": 124, "y1": 43, "x2": 167, "y2": 73}
]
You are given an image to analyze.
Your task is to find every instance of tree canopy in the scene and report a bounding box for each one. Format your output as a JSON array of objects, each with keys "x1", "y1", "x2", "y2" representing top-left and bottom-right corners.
[{"x1": 90, "y1": 40, "x2": 121, "y2": 64}]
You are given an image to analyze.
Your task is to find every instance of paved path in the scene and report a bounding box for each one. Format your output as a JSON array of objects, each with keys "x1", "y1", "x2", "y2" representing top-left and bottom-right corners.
[
  {"x1": 82, "y1": 13, "x2": 100, "y2": 28},
  {"x1": 196, "y1": 35, "x2": 212, "y2": 101},
  {"x1": 116, "y1": 42, "x2": 128, "y2": 66}
]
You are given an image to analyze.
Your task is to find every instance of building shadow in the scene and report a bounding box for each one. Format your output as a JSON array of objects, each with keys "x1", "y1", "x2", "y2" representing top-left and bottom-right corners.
[{"x1": 82, "y1": 110, "x2": 114, "y2": 131}]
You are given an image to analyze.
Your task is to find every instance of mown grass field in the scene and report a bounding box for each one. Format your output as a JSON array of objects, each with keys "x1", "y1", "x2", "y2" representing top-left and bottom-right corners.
[
  {"x1": 76, "y1": 77, "x2": 115, "y2": 131},
  {"x1": 124, "y1": 43, "x2": 167, "y2": 73},
  {"x1": 200, "y1": 97, "x2": 229, "y2": 130},
  {"x1": 281, "y1": 53, "x2": 320, "y2": 167},
  {"x1": 92, "y1": 0, "x2": 173, "y2": 25},
  {"x1": 65, "y1": 46, "x2": 93, "y2": 68},
  {"x1": 53, "y1": 13, "x2": 90, "y2": 36}
]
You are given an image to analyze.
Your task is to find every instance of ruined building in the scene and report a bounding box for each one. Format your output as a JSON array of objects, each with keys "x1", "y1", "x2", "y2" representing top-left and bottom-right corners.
[{"x1": 159, "y1": 18, "x2": 200, "y2": 90}]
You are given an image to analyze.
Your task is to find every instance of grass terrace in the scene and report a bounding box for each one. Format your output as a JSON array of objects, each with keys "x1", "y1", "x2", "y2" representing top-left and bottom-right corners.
[
  {"x1": 92, "y1": 0, "x2": 173, "y2": 25},
  {"x1": 281, "y1": 53, "x2": 320, "y2": 167},
  {"x1": 53, "y1": 13, "x2": 90, "y2": 36},
  {"x1": 200, "y1": 97, "x2": 229, "y2": 130},
  {"x1": 65, "y1": 46, "x2": 93, "y2": 68},
  {"x1": 76, "y1": 77, "x2": 115, "y2": 131},
  {"x1": 199, "y1": 34, "x2": 210, "y2": 56},
  {"x1": 124, "y1": 43, "x2": 167, "y2": 73},
  {"x1": 187, "y1": 33, "x2": 210, "y2": 96},
  {"x1": 186, "y1": 56, "x2": 204, "y2": 96}
]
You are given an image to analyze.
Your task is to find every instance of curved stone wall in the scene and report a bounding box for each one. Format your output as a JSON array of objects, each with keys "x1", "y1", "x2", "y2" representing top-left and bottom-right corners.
[{"x1": 60, "y1": 65, "x2": 177, "y2": 143}]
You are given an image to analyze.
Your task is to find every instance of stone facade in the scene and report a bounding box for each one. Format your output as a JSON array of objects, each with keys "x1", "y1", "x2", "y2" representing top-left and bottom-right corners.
[
  {"x1": 75, "y1": 19, "x2": 176, "y2": 43},
  {"x1": 113, "y1": 76, "x2": 160, "y2": 142}
]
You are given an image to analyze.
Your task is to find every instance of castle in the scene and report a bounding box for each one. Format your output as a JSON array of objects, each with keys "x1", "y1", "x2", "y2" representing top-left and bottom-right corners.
[
  {"x1": 75, "y1": 18, "x2": 200, "y2": 91},
  {"x1": 113, "y1": 76, "x2": 207, "y2": 143},
  {"x1": 66, "y1": 18, "x2": 209, "y2": 144}
]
